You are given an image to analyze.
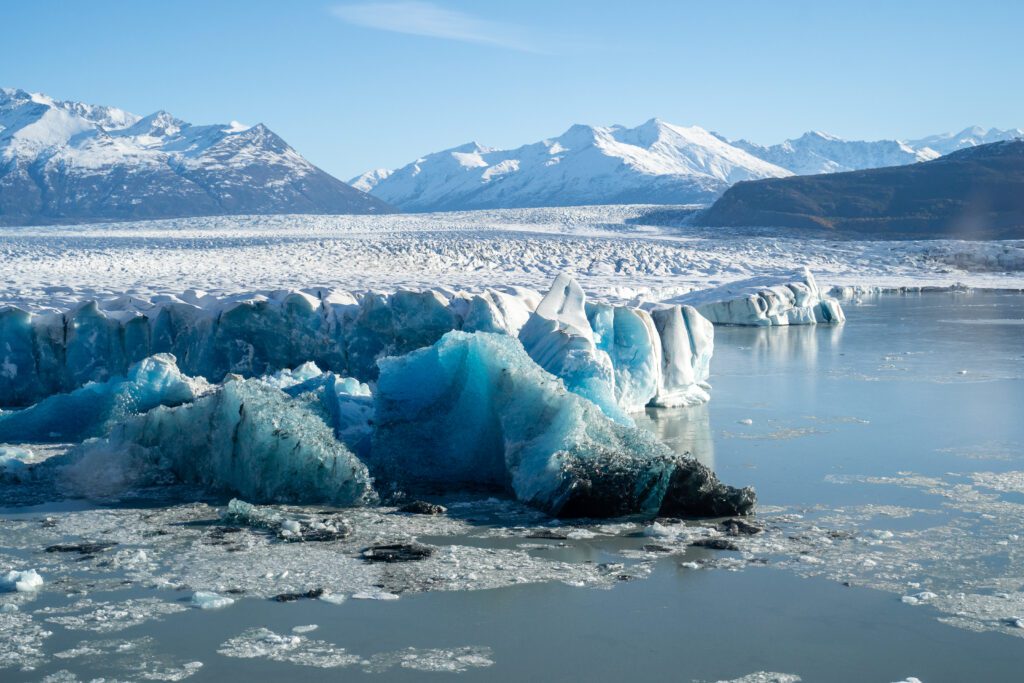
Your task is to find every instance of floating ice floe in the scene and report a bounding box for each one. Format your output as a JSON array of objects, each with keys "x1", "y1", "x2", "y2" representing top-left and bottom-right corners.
[
  {"x1": 666, "y1": 267, "x2": 845, "y2": 326},
  {"x1": 372, "y1": 331, "x2": 753, "y2": 517},
  {"x1": 190, "y1": 591, "x2": 234, "y2": 610},
  {"x1": 1, "y1": 569, "x2": 43, "y2": 592}
]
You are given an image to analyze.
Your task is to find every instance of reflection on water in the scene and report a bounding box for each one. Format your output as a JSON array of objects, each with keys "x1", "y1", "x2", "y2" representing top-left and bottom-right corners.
[
  {"x1": 719, "y1": 321, "x2": 845, "y2": 375},
  {"x1": 637, "y1": 403, "x2": 714, "y2": 470}
]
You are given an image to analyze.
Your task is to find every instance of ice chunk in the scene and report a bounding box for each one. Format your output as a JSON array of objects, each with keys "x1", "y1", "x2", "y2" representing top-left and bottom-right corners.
[
  {"x1": 372, "y1": 331, "x2": 753, "y2": 518},
  {"x1": 0, "y1": 354, "x2": 202, "y2": 443},
  {"x1": 669, "y1": 268, "x2": 845, "y2": 326},
  {"x1": 191, "y1": 591, "x2": 235, "y2": 609},
  {"x1": 62, "y1": 378, "x2": 376, "y2": 506},
  {"x1": 283, "y1": 373, "x2": 374, "y2": 454},
  {"x1": 649, "y1": 305, "x2": 713, "y2": 407},
  {"x1": 460, "y1": 289, "x2": 538, "y2": 336},
  {"x1": 588, "y1": 303, "x2": 662, "y2": 412},
  {"x1": 1, "y1": 569, "x2": 43, "y2": 592},
  {"x1": 0, "y1": 446, "x2": 35, "y2": 483},
  {"x1": 261, "y1": 361, "x2": 324, "y2": 389},
  {"x1": 519, "y1": 274, "x2": 629, "y2": 424}
]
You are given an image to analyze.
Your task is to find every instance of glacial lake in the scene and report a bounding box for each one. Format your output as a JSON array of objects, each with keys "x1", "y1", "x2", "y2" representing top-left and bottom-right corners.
[{"x1": 3, "y1": 291, "x2": 1024, "y2": 682}]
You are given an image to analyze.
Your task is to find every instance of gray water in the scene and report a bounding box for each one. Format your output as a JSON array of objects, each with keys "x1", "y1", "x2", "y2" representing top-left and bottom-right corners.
[{"x1": 3, "y1": 292, "x2": 1024, "y2": 682}]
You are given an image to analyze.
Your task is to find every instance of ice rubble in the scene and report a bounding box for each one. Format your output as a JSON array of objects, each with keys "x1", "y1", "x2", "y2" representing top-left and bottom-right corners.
[
  {"x1": 371, "y1": 331, "x2": 753, "y2": 518},
  {"x1": 0, "y1": 354, "x2": 202, "y2": 443},
  {"x1": 63, "y1": 375, "x2": 377, "y2": 506},
  {"x1": 667, "y1": 268, "x2": 845, "y2": 326}
]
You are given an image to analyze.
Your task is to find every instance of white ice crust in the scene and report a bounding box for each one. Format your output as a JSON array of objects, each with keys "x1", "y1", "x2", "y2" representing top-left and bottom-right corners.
[{"x1": 666, "y1": 267, "x2": 845, "y2": 326}]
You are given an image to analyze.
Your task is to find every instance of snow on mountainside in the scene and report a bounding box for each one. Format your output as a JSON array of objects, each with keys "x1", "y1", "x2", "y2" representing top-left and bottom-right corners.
[
  {"x1": 908, "y1": 126, "x2": 1024, "y2": 155},
  {"x1": 728, "y1": 130, "x2": 940, "y2": 176},
  {"x1": 0, "y1": 87, "x2": 392, "y2": 225},
  {"x1": 351, "y1": 119, "x2": 793, "y2": 212}
]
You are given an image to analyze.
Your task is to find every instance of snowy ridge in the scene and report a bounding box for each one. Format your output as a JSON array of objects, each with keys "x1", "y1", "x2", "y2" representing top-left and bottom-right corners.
[
  {"x1": 352, "y1": 119, "x2": 792, "y2": 211},
  {"x1": 358, "y1": 121, "x2": 1022, "y2": 210},
  {"x1": 908, "y1": 126, "x2": 1024, "y2": 155},
  {"x1": 0, "y1": 87, "x2": 391, "y2": 224},
  {"x1": 728, "y1": 131, "x2": 940, "y2": 175}
]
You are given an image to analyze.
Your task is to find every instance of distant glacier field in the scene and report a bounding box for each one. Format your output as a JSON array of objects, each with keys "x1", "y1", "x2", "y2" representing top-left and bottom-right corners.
[{"x1": 1, "y1": 205, "x2": 1022, "y2": 312}]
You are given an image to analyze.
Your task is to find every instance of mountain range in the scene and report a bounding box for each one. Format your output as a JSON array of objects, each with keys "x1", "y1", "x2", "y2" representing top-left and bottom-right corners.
[
  {"x1": 355, "y1": 123, "x2": 1023, "y2": 212},
  {"x1": 0, "y1": 88, "x2": 391, "y2": 225},
  {"x1": 351, "y1": 119, "x2": 791, "y2": 211},
  {"x1": 698, "y1": 139, "x2": 1024, "y2": 239},
  {"x1": 3, "y1": 87, "x2": 1022, "y2": 223}
]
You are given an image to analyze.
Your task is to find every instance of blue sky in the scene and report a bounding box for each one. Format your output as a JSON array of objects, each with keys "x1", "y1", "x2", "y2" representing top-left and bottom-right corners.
[{"x1": 3, "y1": 0, "x2": 1021, "y2": 179}]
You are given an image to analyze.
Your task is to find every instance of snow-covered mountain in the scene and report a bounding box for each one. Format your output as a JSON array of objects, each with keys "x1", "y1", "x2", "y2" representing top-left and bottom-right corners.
[
  {"x1": 908, "y1": 126, "x2": 1024, "y2": 155},
  {"x1": 0, "y1": 88, "x2": 392, "y2": 225},
  {"x1": 352, "y1": 119, "x2": 792, "y2": 212},
  {"x1": 358, "y1": 122, "x2": 1024, "y2": 211},
  {"x1": 728, "y1": 131, "x2": 940, "y2": 176}
]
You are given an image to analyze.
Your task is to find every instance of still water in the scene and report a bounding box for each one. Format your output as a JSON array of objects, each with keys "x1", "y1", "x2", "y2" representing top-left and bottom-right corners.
[{"x1": 3, "y1": 292, "x2": 1023, "y2": 682}]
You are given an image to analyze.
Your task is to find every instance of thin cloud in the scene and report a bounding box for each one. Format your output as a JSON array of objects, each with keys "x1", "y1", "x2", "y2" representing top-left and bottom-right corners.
[{"x1": 330, "y1": 1, "x2": 541, "y2": 53}]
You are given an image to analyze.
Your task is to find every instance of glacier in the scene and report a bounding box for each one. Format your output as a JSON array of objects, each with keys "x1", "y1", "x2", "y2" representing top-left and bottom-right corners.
[
  {"x1": 0, "y1": 277, "x2": 715, "y2": 418},
  {"x1": 371, "y1": 331, "x2": 753, "y2": 518},
  {"x1": 0, "y1": 287, "x2": 536, "y2": 407},
  {"x1": 666, "y1": 268, "x2": 845, "y2": 326}
]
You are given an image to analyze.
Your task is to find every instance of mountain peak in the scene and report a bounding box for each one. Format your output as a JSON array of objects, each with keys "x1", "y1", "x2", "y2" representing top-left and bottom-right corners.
[{"x1": 0, "y1": 87, "x2": 393, "y2": 224}]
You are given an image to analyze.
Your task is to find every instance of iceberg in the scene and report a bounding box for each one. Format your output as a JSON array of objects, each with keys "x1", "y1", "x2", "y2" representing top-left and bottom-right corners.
[
  {"x1": 63, "y1": 377, "x2": 377, "y2": 506},
  {"x1": 668, "y1": 268, "x2": 845, "y2": 326},
  {"x1": 518, "y1": 274, "x2": 629, "y2": 424},
  {"x1": 371, "y1": 331, "x2": 753, "y2": 518},
  {"x1": 0, "y1": 354, "x2": 202, "y2": 443},
  {"x1": 648, "y1": 305, "x2": 713, "y2": 407}
]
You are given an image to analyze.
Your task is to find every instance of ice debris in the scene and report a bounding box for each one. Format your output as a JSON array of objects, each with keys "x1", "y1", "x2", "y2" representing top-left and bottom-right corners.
[
  {"x1": 372, "y1": 331, "x2": 753, "y2": 517},
  {"x1": 217, "y1": 628, "x2": 494, "y2": 673},
  {"x1": 191, "y1": 591, "x2": 234, "y2": 609},
  {"x1": 0, "y1": 446, "x2": 36, "y2": 482},
  {"x1": 668, "y1": 268, "x2": 844, "y2": 326},
  {"x1": 1, "y1": 569, "x2": 43, "y2": 592}
]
